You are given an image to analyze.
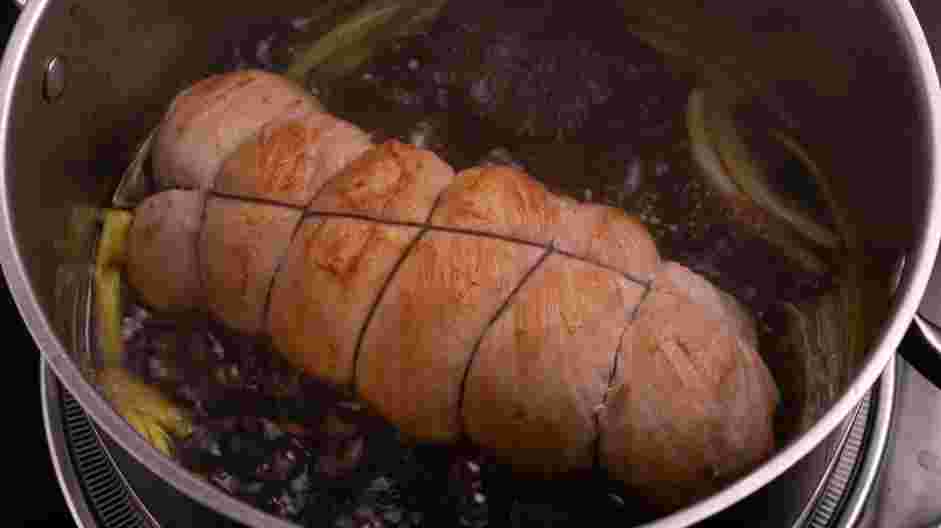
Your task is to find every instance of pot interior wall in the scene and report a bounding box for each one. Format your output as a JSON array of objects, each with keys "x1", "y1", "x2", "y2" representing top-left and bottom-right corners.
[{"x1": 2, "y1": 0, "x2": 930, "y2": 524}]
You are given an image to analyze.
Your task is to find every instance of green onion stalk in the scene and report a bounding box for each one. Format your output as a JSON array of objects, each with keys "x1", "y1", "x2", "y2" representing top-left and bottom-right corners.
[{"x1": 94, "y1": 148, "x2": 192, "y2": 457}]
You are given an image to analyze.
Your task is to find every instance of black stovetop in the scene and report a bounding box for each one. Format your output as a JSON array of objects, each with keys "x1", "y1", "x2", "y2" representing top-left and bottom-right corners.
[{"x1": 10, "y1": 292, "x2": 74, "y2": 528}]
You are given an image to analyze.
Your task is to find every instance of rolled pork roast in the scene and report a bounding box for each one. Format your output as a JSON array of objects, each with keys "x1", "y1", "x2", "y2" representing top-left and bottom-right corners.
[{"x1": 125, "y1": 69, "x2": 781, "y2": 511}]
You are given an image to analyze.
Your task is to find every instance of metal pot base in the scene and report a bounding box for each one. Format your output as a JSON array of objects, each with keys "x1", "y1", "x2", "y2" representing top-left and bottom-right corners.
[{"x1": 40, "y1": 357, "x2": 896, "y2": 528}]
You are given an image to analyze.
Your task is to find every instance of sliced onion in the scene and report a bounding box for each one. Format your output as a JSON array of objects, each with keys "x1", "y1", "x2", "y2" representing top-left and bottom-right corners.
[
  {"x1": 285, "y1": 0, "x2": 448, "y2": 85},
  {"x1": 687, "y1": 89, "x2": 739, "y2": 196},
  {"x1": 770, "y1": 129, "x2": 854, "y2": 251},
  {"x1": 702, "y1": 94, "x2": 840, "y2": 250},
  {"x1": 686, "y1": 89, "x2": 830, "y2": 275}
]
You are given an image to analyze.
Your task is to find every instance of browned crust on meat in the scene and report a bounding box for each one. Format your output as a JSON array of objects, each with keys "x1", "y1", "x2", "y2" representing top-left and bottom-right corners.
[
  {"x1": 216, "y1": 111, "x2": 373, "y2": 206},
  {"x1": 356, "y1": 231, "x2": 545, "y2": 442},
  {"x1": 310, "y1": 139, "x2": 455, "y2": 223},
  {"x1": 199, "y1": 196, "x2": 302, "y2": 335},
  {"x1": 430, "y1": 165, "x2": 564, "y2": 245},
  {"x1": 599, "y1": 263, "x2": 778, "y2": 511},
  {"x1": 464, "y1": 255, "x2": 645, "y2": 475},
  {"x1": 556, "y1": 202, "x2": 661, "y2": 282},
  {"x1": 267, "y1": 216, "x2": 420, "y2": 389}
]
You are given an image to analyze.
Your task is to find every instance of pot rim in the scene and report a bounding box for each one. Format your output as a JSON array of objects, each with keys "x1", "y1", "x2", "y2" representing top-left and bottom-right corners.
[{"x1": 1, "y1": 1, "x2": 939, "y2": 526}]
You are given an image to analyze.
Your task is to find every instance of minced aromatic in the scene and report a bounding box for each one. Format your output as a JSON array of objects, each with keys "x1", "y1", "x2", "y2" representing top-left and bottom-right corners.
[{"x1": 121, "y1": 301, "x2": 642, "y2": 527}]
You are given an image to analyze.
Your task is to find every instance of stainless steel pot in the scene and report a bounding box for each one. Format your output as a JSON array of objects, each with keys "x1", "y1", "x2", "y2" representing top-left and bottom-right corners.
[{"x1": 2, "y1": 0, "x2": 940, "y2": 527}]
